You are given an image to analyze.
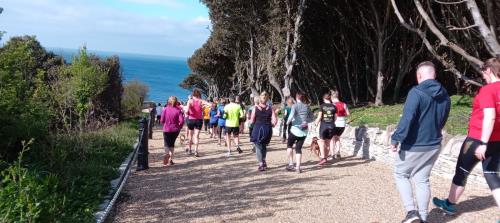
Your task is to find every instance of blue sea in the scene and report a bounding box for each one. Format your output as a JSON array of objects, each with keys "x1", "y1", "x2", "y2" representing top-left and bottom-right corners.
[{"x1": 49, "y1": 48, "x2": 191, "y2": 103}]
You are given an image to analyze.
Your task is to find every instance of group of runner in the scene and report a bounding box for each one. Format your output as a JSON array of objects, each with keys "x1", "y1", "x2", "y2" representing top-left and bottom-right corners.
[
  {"x1": 155, "y1": 57, "x2": 500, "y2": 222},
  {"x1": 154, "y1": 87, "x2": 351, "y2": 173}
]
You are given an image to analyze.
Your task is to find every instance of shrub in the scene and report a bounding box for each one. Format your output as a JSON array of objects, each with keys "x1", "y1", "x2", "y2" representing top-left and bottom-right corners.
[{"x1": 121, "y1": 80, "x2": 149, "y2": 118}]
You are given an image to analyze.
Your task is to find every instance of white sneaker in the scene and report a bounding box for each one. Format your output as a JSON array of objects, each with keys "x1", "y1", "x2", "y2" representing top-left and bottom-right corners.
[{"x1": 226, "y1": 152, "x2": 231, "y2": 157}]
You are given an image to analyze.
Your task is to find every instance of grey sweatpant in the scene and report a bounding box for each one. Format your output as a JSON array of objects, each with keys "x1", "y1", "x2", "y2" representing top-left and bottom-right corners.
[{"x1": 394, "y1": 145, "x2": 441, "y2": 221}]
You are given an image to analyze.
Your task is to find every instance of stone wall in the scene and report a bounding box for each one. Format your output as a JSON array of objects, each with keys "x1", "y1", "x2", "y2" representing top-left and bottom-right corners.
[{"x1": 271, "y1": 121, "x2": 487, "y2": 187}]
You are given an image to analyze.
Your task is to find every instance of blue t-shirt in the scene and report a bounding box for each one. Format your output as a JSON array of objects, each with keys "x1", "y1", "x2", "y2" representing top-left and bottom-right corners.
[
  {"x1": 217, "y1": 105, "x2": 226, "y2": 126},
  {"x1": 209, "y1": 108, "x2": 218, "y2": 124}
]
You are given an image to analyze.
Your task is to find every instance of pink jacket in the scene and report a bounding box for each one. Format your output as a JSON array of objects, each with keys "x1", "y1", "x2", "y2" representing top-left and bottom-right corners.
[{"x1": 160, "y1": 106, "x2": 185, "y2": 132}]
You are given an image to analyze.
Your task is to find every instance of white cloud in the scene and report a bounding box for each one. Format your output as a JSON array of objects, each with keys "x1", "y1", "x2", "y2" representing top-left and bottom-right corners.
[{"x1": 0, "y1": 0, "x2": 210, "y2": 57}]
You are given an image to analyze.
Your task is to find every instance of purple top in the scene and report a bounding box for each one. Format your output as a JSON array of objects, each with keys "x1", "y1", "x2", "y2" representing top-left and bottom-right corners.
[{"x1": 160, "y1": 105, "x2": 185, "y2": 132}]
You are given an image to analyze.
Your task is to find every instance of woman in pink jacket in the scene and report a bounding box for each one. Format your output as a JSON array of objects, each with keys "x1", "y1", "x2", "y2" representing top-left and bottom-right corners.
[{"x1": 160, "y1": 96, "x2": 185, "y2": 166}]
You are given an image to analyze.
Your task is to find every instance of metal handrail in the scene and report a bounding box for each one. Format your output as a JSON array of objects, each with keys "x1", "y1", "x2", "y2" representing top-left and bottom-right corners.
[{"x1": 95, "y1": 116, "x2": 149, "y2": 223}]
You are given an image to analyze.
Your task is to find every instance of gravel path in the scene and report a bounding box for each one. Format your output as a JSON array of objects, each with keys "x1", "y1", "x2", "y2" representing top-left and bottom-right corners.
[{"x1": 110, "y1": 129, "x2": 499, "y2": 223}]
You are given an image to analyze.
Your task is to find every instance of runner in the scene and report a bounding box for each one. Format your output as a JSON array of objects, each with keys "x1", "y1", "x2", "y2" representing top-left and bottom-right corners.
[
  {"x1": 203, "y1": 100, "x2": 211, "y2": 133},
  {"x1": 286, "y1": 92, "x2": 314, "y2": 173},
  {"x1": 250, "y1": 91, "x2": 277, "y2": 171},
  {"x1": 156, "y1": 103, "x2": 163, "y2": 126},
  {"x1": 433, "y1": 57, "x2": 500, "y2": 216},
  {"x1": 209, "y1": 102, "x2": 218, "y2": 139},
  {"x1": 185, "y1": 90, "x2": 208, "y2": 157},
  {"x1": 216, "y1": 98, "x2": 227, "y2": 146},
  {"x1": 224, "y1": 96, "x2": 244, "y2": 156},
  {"x1": 329, "y1": 90, "x2": 349, "y2": 159},
  {"x1": 160, "y1": 96, "x2": 184, "y2": 166},
  {"x1": 315, "y1": 92, "x2": 336, "y2": 165},
  {"x1": 236, "y1": 96, "x2": 246, "y2": 134},
  {"x1": 281, "y1": 98, "x2": 294, "y2": 143}
]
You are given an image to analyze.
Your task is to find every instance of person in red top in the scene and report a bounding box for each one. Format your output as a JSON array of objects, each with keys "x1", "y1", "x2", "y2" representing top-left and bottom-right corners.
[
  {"x1": 160, "y1": 96, "x2": 185, "y2": 166},
  {"x1": 433, "y1": 57, "x2": 500, "y2": 215},
  {"x1": 329, "y1": 90, "x2": 350, "y2": 159},
  {"x1": 185, "y1": 89, "x2": 209, "y2": 157}
]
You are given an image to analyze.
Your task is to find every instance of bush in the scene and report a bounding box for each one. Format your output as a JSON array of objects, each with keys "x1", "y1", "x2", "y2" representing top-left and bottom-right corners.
[
  {"x1": 0, "y1": 121, "x2": 138, "y2": 222},
  {"x1": 121, "y1": 80, "x2": 149, "y2": 118}
]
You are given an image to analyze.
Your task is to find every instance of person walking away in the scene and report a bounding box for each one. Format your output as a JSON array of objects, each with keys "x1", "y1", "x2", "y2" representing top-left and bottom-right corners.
[
  {"x1": 203, "y1": 101, "x2": 211, "y2": 133},
  {"x1": 160, "y1": 96, "x2": 184, "y2": 166},
  {"x1": 186, "y1": 89, "x2": 208, "y2": 157},
  {"x1": 156, "y1": 103, "x2": 163, "y2": 126},
  {"x1": 209, "y1": 103, "x2": 218, "y2": 139},
  {"x1": 314, "y1": 92, "x2": 337, "y2": 166},
  {"x1": 390, "y1": 61, "x2": 451, "y2": 223},
  {"x1": 216, "y1": 98, "x2": 227, "y2": 146},
  {"x1": 224, "y1": 96, "x2": 245, "y2": 156},
  {"x1": 247, "y1": 97, "x2": 259, "y2": 152},
  {"x1": 250, "y1": 92, "x2": 277, "y2": 171},
  {"x1": 433, "y1": 57, "x2": 500, "y2": 216},
  {"x1": 286, "y1": 92, "x2": 314, "y2": 173},
  {"x1": 235, "y1": 96, "x2": 246, "y2": 134},
  {"x1": 281, "y1": 98, "x2": 294, "y2": 143},
  {"x1": 329, "y1": 90, "x2": 349, "y2": 159}
]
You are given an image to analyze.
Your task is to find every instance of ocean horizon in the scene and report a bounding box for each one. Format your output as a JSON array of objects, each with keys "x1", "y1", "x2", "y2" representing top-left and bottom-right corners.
[{"x1": 49, "y1": 47, "x2": 192, "y2": 104}]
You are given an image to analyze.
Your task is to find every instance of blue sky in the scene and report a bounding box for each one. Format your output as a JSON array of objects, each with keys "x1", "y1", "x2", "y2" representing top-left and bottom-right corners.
[{"x1": 0, "y1": 0, "x2": 210, "y2": 57}]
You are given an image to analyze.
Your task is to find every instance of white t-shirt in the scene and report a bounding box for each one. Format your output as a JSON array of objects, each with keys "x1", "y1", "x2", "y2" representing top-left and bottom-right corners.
[{"x1": 156, "y1": 106, "x2": 163, "y2": 116}]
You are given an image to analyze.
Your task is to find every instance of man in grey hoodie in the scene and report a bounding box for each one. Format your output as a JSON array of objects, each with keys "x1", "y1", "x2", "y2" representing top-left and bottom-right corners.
[{"x1": 391, "y1": 61, "x2": 451, "y2": 223}]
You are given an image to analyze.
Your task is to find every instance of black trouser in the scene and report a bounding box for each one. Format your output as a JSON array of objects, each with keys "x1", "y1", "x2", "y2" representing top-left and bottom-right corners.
[
  {"x1": 282, "y1": 121, "x2": 291, "y2": 140},
  {"x1": 452, "y1": 137, "x2": 500, "y2": 190},
  {"x1": 287, "y1": 132, "x2": 306, "y2": 154}
]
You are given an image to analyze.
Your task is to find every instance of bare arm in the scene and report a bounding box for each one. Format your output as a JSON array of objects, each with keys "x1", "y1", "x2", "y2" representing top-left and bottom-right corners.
[
  {"x1": 250, "y1": 106, "x2": 257, "y2": 124},
  {"x1": 481, "y1": 108, "x2": 496, "y2": 143},
  {"x1": 315, "y1": 111, "x2": 323, "y2": 126},
  {"x1": 271, "y1": 107, "x2": 278, "y2": 127},
  {"x1": 344, "y1": 104, "x2": 350, "y2": 116}
]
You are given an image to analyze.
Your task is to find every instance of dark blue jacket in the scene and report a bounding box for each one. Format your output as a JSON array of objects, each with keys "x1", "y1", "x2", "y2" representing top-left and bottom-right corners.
[{"x1": 391, "y1": 79, "x2": 451, "y2": 150}]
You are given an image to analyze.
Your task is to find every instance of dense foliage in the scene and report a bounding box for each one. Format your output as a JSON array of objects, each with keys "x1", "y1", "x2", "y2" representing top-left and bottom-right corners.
[
  {"x1": 184, "y1": 0, "x2": 500, "y2": 105},
  {"x1": 0, "y1": 36, "x2": 146, "y2": 222}
]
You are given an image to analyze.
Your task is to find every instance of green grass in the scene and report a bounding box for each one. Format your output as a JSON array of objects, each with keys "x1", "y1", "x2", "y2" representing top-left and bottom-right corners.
[
  {"x1": 348, "y1": 95, "x2": 472, "y2": 135},
  {"x1": 0, "y1": 120, "x2": 138, "y2": 222}
]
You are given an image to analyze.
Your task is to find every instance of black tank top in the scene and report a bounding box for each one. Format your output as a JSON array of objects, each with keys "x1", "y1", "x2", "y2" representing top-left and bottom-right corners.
[
  {"x1": 320, "y1": 103, "x2": 336, "y2": 125},
  {"x1": 255, "y1": 105, "x2": 272, "y2": 125}
]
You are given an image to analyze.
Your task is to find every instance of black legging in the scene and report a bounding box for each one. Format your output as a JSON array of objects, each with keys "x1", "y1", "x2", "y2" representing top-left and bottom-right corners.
[
  {"x1": 452, "y1": 137, "x2": 500, "y2": 190},
  {"x1": 282, "y1": 121, "x2": 291, "y2": 140}
]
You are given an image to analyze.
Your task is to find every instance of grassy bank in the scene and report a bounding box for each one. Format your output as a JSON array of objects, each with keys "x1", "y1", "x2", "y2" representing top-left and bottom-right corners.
[
  {"x1": 0, "y1": 120, "x2": 138, "y2": 223},
  {"x1": 348, "y1": 95, "x2": 471, "y2": 135}
]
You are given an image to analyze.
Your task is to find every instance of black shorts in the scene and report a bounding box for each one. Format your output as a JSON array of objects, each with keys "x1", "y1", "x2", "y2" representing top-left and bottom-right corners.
[
  {"x1": 187, "y1": 119, "x2": 203, "y2": 130},
  {"x1": 226, "y1": 127, "x2": 240, "y2": 136},
  {"x1": 163, "y1": 131, "x2": 180, "y2": 148},
  {"x1": 333, "y1": 127, "x2": 345, "y2": 136},
  {"x1": 452, "y1": 137, "x2": 500, "y2": 190},
  {"x1": 210, "y1": 122, "x2": 218, "y2": 128},
  {"x1": 156, "y1": 115, "x2": 161, "y2": 120},
  {"x1": 287, "y1": 133, "x2": 306, "y2": 154},
  {"x1": 319, "y1": 123, "x2": 335, "y2": 140},
  {"x1": 204, "y1": 119, "x2": 210, "y2": 126}
]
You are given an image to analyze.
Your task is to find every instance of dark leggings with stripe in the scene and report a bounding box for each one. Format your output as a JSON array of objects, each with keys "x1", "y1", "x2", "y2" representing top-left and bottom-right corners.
[{"x1": 452, "y1": 137, "x2": 500, "y2": 190}]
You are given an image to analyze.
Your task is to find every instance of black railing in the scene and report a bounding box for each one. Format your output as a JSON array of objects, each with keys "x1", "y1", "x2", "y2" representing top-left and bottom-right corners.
[{"x1": 95, "y1": 114, "x2": 151, "y2": 223}]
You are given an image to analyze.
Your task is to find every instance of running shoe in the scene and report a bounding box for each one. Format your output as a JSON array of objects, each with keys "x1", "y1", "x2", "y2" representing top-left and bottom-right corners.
[
  {"x1": 169, "y1": 160, "x2": 175, "y2": 165},
  {"x1": 226, "y1": 152, "x2": 231, "y2": 157},
  {"x1": 334, "y1": 153, "x2": 341, "y2": 159},
  {"x1": 401, "y1": 210, "x2": 421, "y2": 223},
  {"x1": 432, "y1": 197, "x2": 457, "y2": 215},
  {"x1": 285, "y1": 164, "x2": 295, "y2": 171},
  {"x1": 236, "y1": 146, "x2": 243, "y2": 154},
  {"x1": 296, "y1": 168, "x2": 302, "y2": 174},
  {"x1": 262, "y1": 161, "x2": 267, "y2": 168},
  {"x1": 194, "y1": 152, "x2": 199, "y2": 157},
  {"x1": 258, "y1": 165, "x2": 265, "y2": 171},
  {"x1": 318, "y1": 158, "x2": 327, "y2": 165}
]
